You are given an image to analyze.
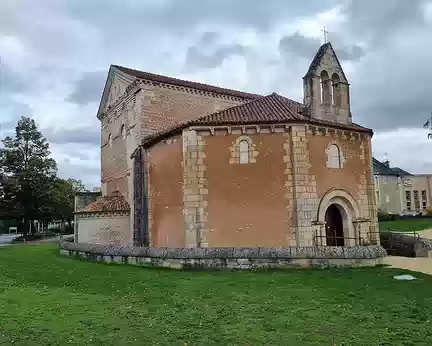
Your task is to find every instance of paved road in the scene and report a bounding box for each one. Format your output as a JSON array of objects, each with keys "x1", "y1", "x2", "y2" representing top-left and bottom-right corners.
[{"x1": 0, "y1": 234, "x2": 21, "y2": 245}]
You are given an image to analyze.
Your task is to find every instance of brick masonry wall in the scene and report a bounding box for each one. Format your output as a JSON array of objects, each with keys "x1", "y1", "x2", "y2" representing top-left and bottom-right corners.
[
  {"x1": 138, "y1": 85, "x2": 244, "y2": 138},
  {"x1": 100, "y1": 78, "x2": 249, "y2": 244},
  {"x1": 307, "y1": 128, "x2": 378, "y2": 244},
  {"x1": 147, "y1": 134, "x2": 184, "y2": 247},
  {"x1": 176, "y1": 124, "x2": 379, "y2": 248},
  {"x1": 76, "y1": 213, "x2": 131, "y2": 246},
  {"x1": 204, "y1": 131, "x2": 289, "y2": 247}
]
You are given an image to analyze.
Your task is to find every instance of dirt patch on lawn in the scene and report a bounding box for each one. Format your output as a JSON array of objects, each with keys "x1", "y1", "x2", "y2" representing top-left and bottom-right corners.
[
  {"x1": 382, "y1": 256, "x2": 432, "y2": 275},
  {"x1": 419, "y1": 229, "x2": 432, "y2": 239}
]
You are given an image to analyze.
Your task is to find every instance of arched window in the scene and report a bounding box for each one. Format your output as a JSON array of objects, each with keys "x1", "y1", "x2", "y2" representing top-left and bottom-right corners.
[
  {"x1": 239, "y1": 140, "x2": 249, "y2": 164},
  {"x1": 320, "y1": 70, "x2": 331, "y2": 105},
  {"x1": 108, "y1": 133, "x2": 112, "y2": 147},
  {"x1": 120, "y1": 124, "x2": 126, "y2": 139},
  {"x1": 328, "y1": 144, "x2": 341, "y2": 168},
  {"x1": 332, "y1": 73, "x2": 341, "y2": 107}
]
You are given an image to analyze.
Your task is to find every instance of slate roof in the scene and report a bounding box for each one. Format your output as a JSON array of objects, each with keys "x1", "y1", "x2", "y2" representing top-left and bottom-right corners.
[
  {"x1": 75, "y1": 190, "x2": 130, "y2": 214},
  {"x1": 303, "y1": 42, "x2": 348, "y2": 82},
  {"x1": 391, "y1": 167, "x2": 412, "y2": 177},
  {"x1": 143, "y1": 93, "x2": 373, "y2": 148},
  {"x1": 112, "y1": 65, "x2": 261, "y2": 100},
  {"x1": 373, "y1": 158, "x2": 399, "y2": 176},
  {"x1": 304, "y1": 42, "x2": 331, "y2": 78}
]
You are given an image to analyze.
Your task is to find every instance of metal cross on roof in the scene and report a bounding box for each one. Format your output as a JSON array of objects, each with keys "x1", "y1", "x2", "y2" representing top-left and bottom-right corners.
[{"x1": 321, "y1": 26, "x2": 329, "y2": 44}]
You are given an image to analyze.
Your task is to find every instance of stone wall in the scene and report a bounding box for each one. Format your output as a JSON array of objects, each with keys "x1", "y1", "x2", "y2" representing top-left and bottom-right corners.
[
  {"x1": 59, "y1": 239, "x2": 387, "y2": 270},
  {"x1": 76, "y1": 212, "x2": 131, "y2": 246},
  {"x1": 74, "y1": 192, "x2": 101, "y2": 243},
  {"x1": 380, "y1": 232, "x2": 432, "y2": 258}
]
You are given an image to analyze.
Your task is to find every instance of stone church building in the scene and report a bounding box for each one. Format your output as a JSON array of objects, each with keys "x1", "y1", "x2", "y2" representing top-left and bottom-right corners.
[{"x1": 75, "y1": 42, "x2": 379, "y2": 248}]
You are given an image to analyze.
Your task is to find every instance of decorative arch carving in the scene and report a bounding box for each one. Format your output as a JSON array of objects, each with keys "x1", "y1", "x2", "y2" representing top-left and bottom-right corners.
[
  {"x1": 316, "y1": 188, "x2": 361, "y2": 245},
  {"x1": 229, "y1": 135, "x2": 259, "y2": 164}
]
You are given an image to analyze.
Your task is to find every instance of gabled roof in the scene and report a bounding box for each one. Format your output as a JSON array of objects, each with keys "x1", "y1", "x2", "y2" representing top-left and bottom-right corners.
[
  {"x1": 303, "y1": 42, "x2": 348, "y2": 82},
  {"x1": 373, "y1": 158, "x2": 399, "y2": 176},
  {"x1": 75, "y1": 190, "x2": 130, "y2": 214},
  {"x1": 112, "y1": 65, "x2": 262, "y2": 100},
  {"x1": 391, "y1": 167, "x2": 412, "y2": 177},
  {"x1": 143, "y1": 93, "x2": 373, "y2": 148}
]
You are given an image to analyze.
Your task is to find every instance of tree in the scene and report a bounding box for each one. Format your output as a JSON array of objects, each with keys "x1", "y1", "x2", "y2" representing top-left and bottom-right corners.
[
  {"x1": 48, "y1": 178, "x2": 87, "y2": 232},
  {"x1": 0, "y1": 117, "x2": 57, "y2": 236}
]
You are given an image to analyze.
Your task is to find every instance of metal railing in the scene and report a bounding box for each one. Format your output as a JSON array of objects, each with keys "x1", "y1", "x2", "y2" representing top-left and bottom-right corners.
[{"x1": 313, "y1": 232, "x2": 367, "y2": 246}]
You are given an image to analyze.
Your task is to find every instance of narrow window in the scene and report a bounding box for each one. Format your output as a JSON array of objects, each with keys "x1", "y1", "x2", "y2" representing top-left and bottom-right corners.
[
  {"x1": 108, "y1": 133, "x2": 112, "y2": 147},
  {"x1": 328, "y1": 144, "x2": 341, "y2": 168},
  {"x1": 121, "y1": 124, "x2": 126, "y2": 139},
  {"x1": 239, "y1": 140, "x2": 249, "y2": 164},
  {"x1": 332, "y1": 73, "x2": 341, "y2": 107},
  {"x1": 320, "y1": 70, "x2": 331, "y2": 105}
]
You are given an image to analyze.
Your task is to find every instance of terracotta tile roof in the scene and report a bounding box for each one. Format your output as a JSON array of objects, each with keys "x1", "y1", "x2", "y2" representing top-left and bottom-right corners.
[
  {"x1": 112, "y1": 65, "x2": 261, "y2": 100},
  {"x1": 142, "y1": 93, "x2": 373, "y2": 147},
  {"x1": 75, "y1": 190, "x2": 130, "y2": 214}
]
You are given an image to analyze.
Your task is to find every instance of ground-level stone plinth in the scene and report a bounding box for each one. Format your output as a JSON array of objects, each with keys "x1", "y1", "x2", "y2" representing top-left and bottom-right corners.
[{"x1": 59, "y1": 237, "x2": 387, "y2": 270}]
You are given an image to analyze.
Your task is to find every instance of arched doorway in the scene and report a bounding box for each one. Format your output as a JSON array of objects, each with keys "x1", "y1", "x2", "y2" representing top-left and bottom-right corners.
[{"x1": 325, "y1": 204, "x2": 344, "y2": 246}]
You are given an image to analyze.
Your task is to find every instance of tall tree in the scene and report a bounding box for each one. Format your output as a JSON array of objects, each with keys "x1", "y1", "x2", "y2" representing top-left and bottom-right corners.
[{"x1": 0, "y1": 117, "x2": 57, "y2": 235}]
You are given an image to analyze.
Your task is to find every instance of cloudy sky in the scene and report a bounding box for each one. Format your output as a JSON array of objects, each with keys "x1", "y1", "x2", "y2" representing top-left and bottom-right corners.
[{"x1": 1, "y1": 0, "x2": 432, "y2": 188}]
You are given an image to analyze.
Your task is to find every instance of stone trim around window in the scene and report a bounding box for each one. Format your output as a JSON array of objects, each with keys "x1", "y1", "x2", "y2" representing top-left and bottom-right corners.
[
  {"x1": 229, "y1": 135, "x2": 259, "y2": 164},
  {"x1": 325, "y1": 141, "x2": 345, "y2": 169}
]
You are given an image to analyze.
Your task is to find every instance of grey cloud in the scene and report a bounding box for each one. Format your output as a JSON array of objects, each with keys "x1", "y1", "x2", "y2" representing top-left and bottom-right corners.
[
  {"x1": 341, "y1": 0, "x2": 428, "y2": 45},
  {"x1": 57, "y1": 160, "x2": 100, "y2": 189},
  {"x1": 279, "y1": 32, "x2": 365, "y2": 62},
  {"x1": 44, "y1": 127, "x2": 100, "y2": 145},
  {"x1": 337, "y1": 0, "x2": 432, "y2": 131},
  {"x1": 0, "y1": 102, "x2": 32, "y2": 139},
  {"x1": 0, "y1": 66, "x2": 28, "y2": 95},
  {"x1": 185, "y1": 32, "x2": 246, "y2": 70},
  {"x1": 67, "y1": 0, "x2": 338, "y2": 36},
  {"x1": 67, "y1": 71, "x2": 106, "y2": 105}
]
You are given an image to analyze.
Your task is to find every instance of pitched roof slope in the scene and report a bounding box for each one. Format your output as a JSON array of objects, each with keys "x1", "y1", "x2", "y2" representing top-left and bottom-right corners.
[
  {"x1": 75, "y1": 190, "x2": 130, "y2": 214},
  {"x1": 303, "y1": 42, "x2": 348, "y2": 82},
  {"x1": 373, "y1": 158, "x2": 399, "y2": 176},
  {"x1": 304, "y1": 42, "x2": 331, "y2": 77},
  {"x1": 391, "y1": 167, "x2": 412, "y2": 176},
  {"x1": 143, "y1": 93, "x2": 372, "y2": 147},
  {"x1": 112, "y1": 65, "x2": 261, "y2": 100}
]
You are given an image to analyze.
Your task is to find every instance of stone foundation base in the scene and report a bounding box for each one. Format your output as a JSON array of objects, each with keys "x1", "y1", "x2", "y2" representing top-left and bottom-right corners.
[{"x1": 59, "y1": 239, "x2": 387, "y2": 270}]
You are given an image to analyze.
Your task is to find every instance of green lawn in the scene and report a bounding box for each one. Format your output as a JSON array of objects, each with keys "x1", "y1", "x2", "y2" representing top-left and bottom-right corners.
[
  {"x1": 379, "y1": 218, "x2": 432, "y2": 232},
  {"x1": 0, "y1": 245, "x2": 432, "y2": 345}
]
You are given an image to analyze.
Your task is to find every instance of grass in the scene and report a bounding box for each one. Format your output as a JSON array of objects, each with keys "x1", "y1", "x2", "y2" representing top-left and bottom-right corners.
[
  {"x1": 379, "y1": 218, "x2": 432, "y2": 232},
  {"x1": 0, "y1": 245, "x2": 431, "y2": 345}
]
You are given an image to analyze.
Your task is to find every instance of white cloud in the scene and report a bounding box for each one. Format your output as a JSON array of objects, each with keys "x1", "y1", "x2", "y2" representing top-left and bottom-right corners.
[{"x1": 1, "y1": 0, "x2": 432, "y2": 187}]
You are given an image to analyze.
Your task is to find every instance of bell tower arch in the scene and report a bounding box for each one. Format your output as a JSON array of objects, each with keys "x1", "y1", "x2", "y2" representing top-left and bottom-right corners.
[{"x1": 302, "y1": 42, "x2": 352, "y2": 125}]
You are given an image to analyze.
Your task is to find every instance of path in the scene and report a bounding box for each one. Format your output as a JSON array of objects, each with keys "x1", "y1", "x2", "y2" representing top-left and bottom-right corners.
[
  {"x1": 0, "y1": 234, "x2": 59, "y2": 248},
  {"x1": 0, "y1": 234, "x2": 21, "y2": 247},
  {"x1": 382, "y1": 229, "x2": 432, "y2": 275}
]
